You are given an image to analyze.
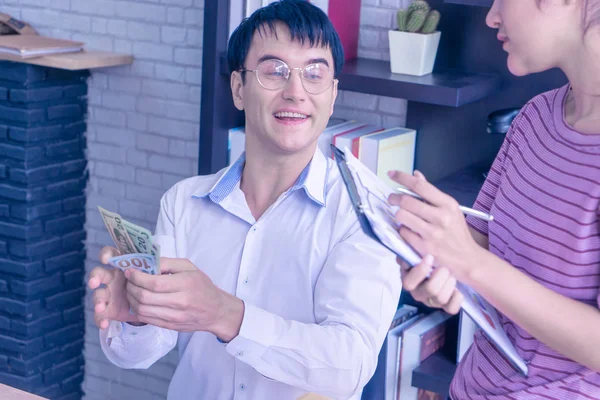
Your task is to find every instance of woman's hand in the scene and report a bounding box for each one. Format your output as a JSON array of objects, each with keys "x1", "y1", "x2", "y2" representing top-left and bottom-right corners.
[
  {"x1": 388, "y1": 170, "x2": 485, "y2": 284},
  {"x1": 398, "y1": 255, "x2": 463, "y2": 314}
]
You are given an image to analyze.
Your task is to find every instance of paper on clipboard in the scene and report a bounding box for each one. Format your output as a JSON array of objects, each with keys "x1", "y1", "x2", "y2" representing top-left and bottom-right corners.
[{"x1": 332, "y1": 145, "x2": 528, "y2": 376}]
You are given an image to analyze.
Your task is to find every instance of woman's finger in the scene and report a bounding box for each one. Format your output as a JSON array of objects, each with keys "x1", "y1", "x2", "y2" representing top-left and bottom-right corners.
[
  {"x1": 395, "y1": 206, "x2": 433, "y2": 237},
  {"x1": 443, "y1": 289, "x2": 464, "y2": 315},
  {"x1": 388, "y1": 170, "x2": 453, "y2": 208},
  {"x1": 421, "y1": 266, "x2": 451, "y2": 296},
  {"x1": 402, "y1": 254, "x2": 434, "y2": 291},
  {"x1": 432, "y1": 274, "x2": 457, "y2": 306}
]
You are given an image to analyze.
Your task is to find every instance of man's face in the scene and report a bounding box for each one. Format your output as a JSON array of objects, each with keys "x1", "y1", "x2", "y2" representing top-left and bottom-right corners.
[{"x1": 231, "y1": 23, "x2": 338, "y2": 159}]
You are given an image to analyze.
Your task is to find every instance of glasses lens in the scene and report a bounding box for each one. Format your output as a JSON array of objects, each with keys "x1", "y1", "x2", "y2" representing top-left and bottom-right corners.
[
  {"x1": 302, "y1": 64, "x2": 333, "y2": 94},
  {"x1": 256, "y1": 60, "x2": 289, "y2": 89}
]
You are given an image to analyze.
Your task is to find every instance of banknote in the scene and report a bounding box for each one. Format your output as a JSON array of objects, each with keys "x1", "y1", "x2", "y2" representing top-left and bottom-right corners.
[
  {"x1": 98, "y1": 206, "x2": 137, "y2": 255},
  {"x1": 108, "y1": 253, "x2": 160, "y2": 275},
  {"x1": 123, "y1": 220, "x2": 153, "y2": 255},
  {"x1": 98, "y1": 206, "x2": 161, "y2": 275}
]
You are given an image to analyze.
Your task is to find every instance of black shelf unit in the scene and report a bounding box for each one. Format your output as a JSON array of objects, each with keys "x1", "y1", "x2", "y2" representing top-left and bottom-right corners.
[
  {"x1": 200, "y1": 0, "x2": 567, "y2": 397},
  {"x1": 339, "y1": 58, "x2": 501, "y2": 107},
  {"x1": 444, "y1": 0, "x2": 493, "y2": 6},
  {"x1": 412, "y1": 352, "x2": 457, "y2": 397}
]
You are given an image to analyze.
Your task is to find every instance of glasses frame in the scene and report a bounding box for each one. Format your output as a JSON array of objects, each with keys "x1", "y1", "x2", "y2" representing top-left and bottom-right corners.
[{"x1": 240, "y1": 59, "x2": 337, "y2": 95}]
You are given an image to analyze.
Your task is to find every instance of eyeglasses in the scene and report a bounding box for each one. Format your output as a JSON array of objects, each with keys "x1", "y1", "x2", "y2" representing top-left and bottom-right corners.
[{"x1": 240, "y1": 59, "x2": 335, "y2": 95}]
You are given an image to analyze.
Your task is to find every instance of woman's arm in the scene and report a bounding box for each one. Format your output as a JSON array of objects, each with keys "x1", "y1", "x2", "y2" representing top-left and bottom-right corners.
[{"x1": 468, "y1": 247, "x2": 600, "y2": 372}]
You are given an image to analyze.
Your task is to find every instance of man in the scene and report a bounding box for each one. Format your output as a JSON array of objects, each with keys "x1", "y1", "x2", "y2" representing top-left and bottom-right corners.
[{"x1": 88, "y1": 1, "x2": 401, "y2": 399}]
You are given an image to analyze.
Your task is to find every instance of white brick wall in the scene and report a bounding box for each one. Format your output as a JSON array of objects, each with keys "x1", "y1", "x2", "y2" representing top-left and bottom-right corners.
[{"x1": 0, "y1": 0, "x2": 410, "y2": 398}]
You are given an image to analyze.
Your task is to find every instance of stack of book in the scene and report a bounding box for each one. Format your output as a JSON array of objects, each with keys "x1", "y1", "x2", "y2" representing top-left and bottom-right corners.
[
  {"x1": 365, "y1": 305, "x2": 452, "y2": 400},
  {"x1": 228, "y1": 120, "x2": 418, "y2": 190}
]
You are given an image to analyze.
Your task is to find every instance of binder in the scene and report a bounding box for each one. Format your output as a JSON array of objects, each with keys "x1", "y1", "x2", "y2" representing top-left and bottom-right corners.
[
  {"x1": 331, "y1": 144, "x2": 529, "y2": 377},
  {"x1": 0, "y1": 35, "x2": 83, "y2": 59}
]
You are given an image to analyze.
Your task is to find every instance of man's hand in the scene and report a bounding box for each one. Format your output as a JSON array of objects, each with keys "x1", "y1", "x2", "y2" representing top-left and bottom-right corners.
[
  {"x1": 125, "y1": 258, "x2": 245, "y2": 341},
  {"x1": 88, "y1": 246, "x2": 140, "y2": 329}
]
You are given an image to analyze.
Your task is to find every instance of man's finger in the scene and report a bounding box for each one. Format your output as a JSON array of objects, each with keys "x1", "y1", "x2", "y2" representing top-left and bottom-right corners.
[
  {"x1": 99, "y1": 246, "x2": 121, "y2": 265},
  {"x1": 93, "y1": 287, "x2": 111, "y2": 312},
  {"x1": 127, "y1": 281, "x2": 181, "y2": 307},
  {"x1": 88, "y1": 266, "x2": 115, "y2": 290},
  {"x1": 159, "y1": 258, "x2": 197, "y2": 274},
  {"x1": 125, "y1": 268, "x2": 180, "y2": 293},
  {"x1": 421, "y1": 267, "x2": 450, "y2": 297}
]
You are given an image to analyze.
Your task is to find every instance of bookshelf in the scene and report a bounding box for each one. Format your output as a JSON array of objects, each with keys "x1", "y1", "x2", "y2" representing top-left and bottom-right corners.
[{"x1": 200, "y1": 0, "x2": 567, "y2": 397}]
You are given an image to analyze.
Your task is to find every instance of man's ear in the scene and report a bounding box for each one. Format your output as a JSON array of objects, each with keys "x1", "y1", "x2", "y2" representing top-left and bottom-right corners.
[
  {"x1": 231, "y1": 71, "x2": 245, "y2": 111},
  {"x1": 329, "y1": 79, "x2": 339, "y2": 116}
]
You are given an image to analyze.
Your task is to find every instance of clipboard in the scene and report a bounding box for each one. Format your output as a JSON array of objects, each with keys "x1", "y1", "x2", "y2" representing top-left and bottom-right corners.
[{"x1": 331, "y1": 144, "x2": 529, "y2": 376}]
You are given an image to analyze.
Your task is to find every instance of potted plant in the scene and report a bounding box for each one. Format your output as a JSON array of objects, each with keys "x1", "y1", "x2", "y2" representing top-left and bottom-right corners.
[{"x1": 388, "y1": 0, "x2": 441, "y2": 76}]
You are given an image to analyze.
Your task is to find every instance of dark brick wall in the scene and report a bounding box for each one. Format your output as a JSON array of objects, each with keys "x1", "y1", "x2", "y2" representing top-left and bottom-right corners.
[{"x1": 0, "y1": 61, "x2": 88, "y2": 400}]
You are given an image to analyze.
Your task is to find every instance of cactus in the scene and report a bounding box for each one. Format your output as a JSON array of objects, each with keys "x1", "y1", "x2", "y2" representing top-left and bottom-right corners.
[
  {"x1": 395, "y1": 0, "x2": 441, "y2": 35},
  {"x1": 406, "y1": 10, "x2": 427, "y2": 33},
  {"x1": 421, "y1": 9, "x2": 440, "y2": 34},
  {"x1": 396, "y1": 9, "x2": 409, "y2": 32},
  {"x1": 408, "y1": 0, "x2": 430, "y2": 14}
]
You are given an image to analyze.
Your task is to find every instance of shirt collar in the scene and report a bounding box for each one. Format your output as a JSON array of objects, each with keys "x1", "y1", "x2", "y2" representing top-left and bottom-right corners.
[{"x1": 193, "y1": 148, "x2": 328, "y2": 207}]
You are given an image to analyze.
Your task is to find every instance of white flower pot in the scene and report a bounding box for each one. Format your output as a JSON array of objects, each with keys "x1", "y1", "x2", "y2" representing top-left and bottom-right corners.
[{"x1": 388, "y1": 30, "x2": 441, "y2": 76}]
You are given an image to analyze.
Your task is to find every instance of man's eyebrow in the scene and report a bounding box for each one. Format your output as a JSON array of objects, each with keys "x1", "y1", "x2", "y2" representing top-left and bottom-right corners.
[
  {"x1": 256, "y1": 54, "x2": 280, "y2": 64},
  {"x1": 309, "y1": 58, "x2": 329, "y2": 68},
  {"x1": 255, "y1": 55, "x2": 330, "y2": 68}
]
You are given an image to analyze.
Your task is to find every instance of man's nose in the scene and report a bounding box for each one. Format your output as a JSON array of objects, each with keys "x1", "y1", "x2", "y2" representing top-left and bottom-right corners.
[{"x1": 282, "y1": 69, "x2": 307, "y2": 101}]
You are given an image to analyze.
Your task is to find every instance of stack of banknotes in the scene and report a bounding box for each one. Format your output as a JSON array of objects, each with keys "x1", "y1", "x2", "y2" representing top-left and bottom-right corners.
[{"x1": 98, "y1": 206, "x2": 161, "y2": 275}]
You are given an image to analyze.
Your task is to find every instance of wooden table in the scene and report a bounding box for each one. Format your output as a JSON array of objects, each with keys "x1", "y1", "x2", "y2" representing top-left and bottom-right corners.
[{"x1": 0, "y1": 384, "x2": 47, "y2": 399}]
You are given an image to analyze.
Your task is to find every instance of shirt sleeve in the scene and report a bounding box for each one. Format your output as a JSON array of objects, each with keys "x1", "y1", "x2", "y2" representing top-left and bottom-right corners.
[
  {"x1": 99, "y1": 186, "x2": 180, "y2": 369},
  {"x1": 224, "y1": 217, "x2": 402, "y2": 399},
  {"x1": 467, "y1": 109, "x2": 524, "y2": 235}
]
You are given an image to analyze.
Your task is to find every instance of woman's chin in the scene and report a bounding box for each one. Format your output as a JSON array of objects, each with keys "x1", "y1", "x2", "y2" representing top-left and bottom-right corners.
[{"x1": 506, "y1": 56, "x2": 530, "y2": 77}]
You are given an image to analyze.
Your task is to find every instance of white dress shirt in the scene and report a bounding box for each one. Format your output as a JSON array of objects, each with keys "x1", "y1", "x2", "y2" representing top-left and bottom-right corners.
[{"x1": 100, "y1": 148, "x2": 402, "y2": 400}]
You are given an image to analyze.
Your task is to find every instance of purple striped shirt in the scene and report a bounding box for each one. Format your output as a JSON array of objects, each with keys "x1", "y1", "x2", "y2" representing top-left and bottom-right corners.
[{"x1": 450, "y1": 84, "x2": 600, "y2": 399}]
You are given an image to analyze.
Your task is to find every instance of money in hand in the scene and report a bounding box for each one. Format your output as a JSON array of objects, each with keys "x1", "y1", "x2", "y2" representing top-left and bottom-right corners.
[
  {"x1": 98, "y1": 206, "x2": 138, "y2": 255},
  {"x1": 98, "y1": 206, "x2": 161, "y2": 275},
  {"x1": 108, "y1": 253, "x2": 160, "y2": 275}
]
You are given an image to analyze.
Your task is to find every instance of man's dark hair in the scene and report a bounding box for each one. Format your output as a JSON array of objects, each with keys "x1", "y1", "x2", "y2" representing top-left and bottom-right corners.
[{"x1": 227, "y1": 0, "x2": 345, "y2": 80}]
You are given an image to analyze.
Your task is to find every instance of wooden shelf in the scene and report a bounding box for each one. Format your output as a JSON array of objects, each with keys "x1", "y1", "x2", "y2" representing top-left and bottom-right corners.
[
  {"x1": 338, "y1": 58, "x2": 501, "y2": 107},
  {"x1": 444, "y1": 0, "x2": 493, "y2": 6},
  {"x1": 412, "y1": 352, "x2": 457, "y2": 396},
  {"x1": 0, "y1": 50, "x2": 133, "y2": 71},
  {"x1": 220, "y1": 54, "x2": 501, "y2": 108}
]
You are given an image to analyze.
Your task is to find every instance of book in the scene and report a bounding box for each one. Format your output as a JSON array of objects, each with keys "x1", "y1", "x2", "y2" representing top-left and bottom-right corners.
[
  {"x1": 387, "y1": 314, "x2": 423, "y2": 400},
  {"x1": 333, "y1": 124, "x2": 384, "y2": 159},
  {"x1": 228, "y1": 126, "x2": 245, "y2": 165},
  {"x1": 359, "y1": 128, "x2": 417, "y2": 190},
  {"x1": 317, "y1": 120, "x2": 366, "y2": 158},
  {"x1": 0, "y1": 35, "x2": 83, "y2": 59},
  {"x1": 398, "y1": 311, "x2": 451, "y2": 400},
  {"x1": 456, "y1": 310, "x2": 477, "y2": 363},
  {"x1": 331, "y1": 145, "x2": 529, "y2": 377},
  {"x1": 309, "y1": 0, "x2": 361, "y2": 60}
]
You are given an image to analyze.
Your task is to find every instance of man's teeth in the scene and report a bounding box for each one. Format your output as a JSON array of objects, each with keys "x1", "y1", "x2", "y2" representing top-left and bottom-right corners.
[{"x1": 274, "y1": 112, "x2": 308, "y2": 119}]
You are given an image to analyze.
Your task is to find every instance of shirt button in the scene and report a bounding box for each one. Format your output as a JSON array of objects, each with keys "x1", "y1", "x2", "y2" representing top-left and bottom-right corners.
[
  {"x1": 237, "y1": 351, "x2": 243, "y2": 357},
  {"x1": 240, "y1": 384, "x2": 245, "y2": 390},
  {"x1": 252, "y1": 227, "x2": 257, "y2": 232}
]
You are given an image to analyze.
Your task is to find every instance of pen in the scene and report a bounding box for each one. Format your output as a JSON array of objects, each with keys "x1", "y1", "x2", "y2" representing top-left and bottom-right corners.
[{"x1": 395, "y1": 186, "x2": 494, "y2": 222}]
